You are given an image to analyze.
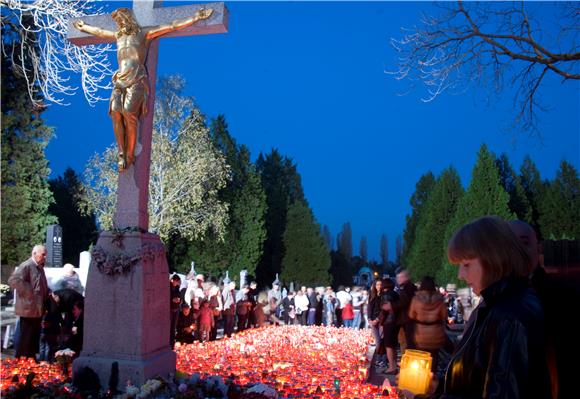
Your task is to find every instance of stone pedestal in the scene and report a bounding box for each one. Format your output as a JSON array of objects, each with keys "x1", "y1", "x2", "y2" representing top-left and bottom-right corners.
[{"x1": 73, "y1": 231, "x2": 175, "y2": 388}]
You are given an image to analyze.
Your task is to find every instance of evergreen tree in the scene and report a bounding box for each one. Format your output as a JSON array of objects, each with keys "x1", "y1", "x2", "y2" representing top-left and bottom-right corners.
[
  {"x1": 359, "y1": 236, "x2": 368, "y2": 263},
  {"x1": 401, "y1": 172, "x2": 436, "y2": 266},
  {"x1": 329, "y1": 250, "x2": 353, "y2": 288},
  {"x1": 173, "y1": 115, "x2": 267, "y2": 277},
  {"x1": 281, "y1": 201, "x2": 331, "y2": 286},
  {"x1": 538, "y1": 160, "x2": 580, "y2": 240},
  {"x1": 379, "y1": 234, "x2": 389, "y2": 267},
  {"x1": 256, "y1": 149, "x2": 305, "y2": 287},
  {"x1": 437, "y1": 144, "x2": 514, "y2": 285},
  {"x1": 495, "y1": 153, "x2": 532, "y2": 222},
  {"x1": 395, "y1": 235, "x2": 403, "y2": 266},
  {"x1": 520, "y1": 156, "x2": 544, "y2": 237},
  {"x1": 1, "y1": 24, "x2": 57, "y2": 265},
  {"x1": 49, "y1": 168, "x2": 98, "y2": 265},
  {"x1": 406, "y1": 167, "x2": 463, "y2": 282},
  {"x1": 337, "y1": 222, "x2": 353, "y2": 260},
  {"x1": 321, "y1": 225, "x2": 333, "y2": 250}
]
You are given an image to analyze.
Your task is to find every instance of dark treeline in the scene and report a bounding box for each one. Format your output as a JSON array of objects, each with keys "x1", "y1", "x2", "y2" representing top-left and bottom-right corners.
[{"x1": 400, "y1": 144, "x2": 580, "y2": 285}]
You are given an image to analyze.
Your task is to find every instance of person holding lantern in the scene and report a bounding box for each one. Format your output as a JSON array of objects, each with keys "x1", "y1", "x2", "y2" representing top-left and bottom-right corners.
[
  {"x1": 408, "y1": 276, "x2": 447, "y2": 373},
  {"x1": 176, "y1": 303, "x2": 196, "y2": 344},
  {"x1": 405, "y1": 216, "x2": 551, "y2": 398}
]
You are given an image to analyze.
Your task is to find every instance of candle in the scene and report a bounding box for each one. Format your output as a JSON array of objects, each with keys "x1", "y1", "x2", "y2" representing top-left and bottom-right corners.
[{"x1": 397, "y1": 349, "x2": 432, "y2": 395}]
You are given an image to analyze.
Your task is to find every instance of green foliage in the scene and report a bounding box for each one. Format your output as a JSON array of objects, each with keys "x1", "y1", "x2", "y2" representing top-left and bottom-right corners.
[
  {"x1": 519, "y1": 155, "x2": 544, "y2": 237},
  {"x1": 49, "y1": 168, "x2": 98, "y2": 264},
  {"x1": 180, "y1": 116, "x2": 267, "y2": 278},
  {"x1": 401, "y1": 172, "x2": 436, "y2": 267},
  {"x1": 1, "y1": 25, "x2": 57, "y2": 265},
  {"x1": 256, "y1": 149, "x2": 306, "y2": 287},
  {"x1": 406, "y1": 167, "x2": 463, "y2": 283},
  {"x1": 437, "y1": 144, "x2": 514, "y2": 285},
  {"x1": 495, "y1": 153, "x2": 532, "y2": 222},
  {"x1": 79, "y1": 77, "x2": 229, "y2": 242},
  {"x1": 280, "y1": 201, "x2": 331, "y2": 286},
  {"x1": 538, "y1": 160, "x2": 580, "y2": 240}
]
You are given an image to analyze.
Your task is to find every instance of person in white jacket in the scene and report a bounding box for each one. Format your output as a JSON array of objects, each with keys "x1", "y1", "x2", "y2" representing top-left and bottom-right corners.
[{"x1": 294, "y1": 289, "x2": 310, "y2": 325}]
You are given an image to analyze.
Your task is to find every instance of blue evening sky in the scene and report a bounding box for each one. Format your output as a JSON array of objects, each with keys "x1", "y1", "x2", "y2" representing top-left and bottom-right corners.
[{"x1": 44, "y1": 1, "x2": 579, "y2": 262}]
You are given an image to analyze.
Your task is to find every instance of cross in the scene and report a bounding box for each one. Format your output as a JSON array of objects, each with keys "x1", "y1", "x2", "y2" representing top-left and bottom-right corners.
[{"x1": 68, "y1": 0, "x2": 228, "y2": 232}]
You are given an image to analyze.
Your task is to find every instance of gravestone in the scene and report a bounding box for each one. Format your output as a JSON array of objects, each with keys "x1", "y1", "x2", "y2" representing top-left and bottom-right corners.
[
  {"x1": 45, "y1": 224, "x2": 63, "y2": 268},
  {"x1": 68, "y1": 0, "x2": 228, "y2": 388}
]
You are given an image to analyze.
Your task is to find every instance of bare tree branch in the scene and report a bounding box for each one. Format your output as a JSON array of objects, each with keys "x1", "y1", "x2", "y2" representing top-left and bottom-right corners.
[
  {"x1": 389, "y1": 1, "x2": 580, "y2": 134},
  {"x1": 1, "y1": 0, "x2": 113, "y2": 107}
]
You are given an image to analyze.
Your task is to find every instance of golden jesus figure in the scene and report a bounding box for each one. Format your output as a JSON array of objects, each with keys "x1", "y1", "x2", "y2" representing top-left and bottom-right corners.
[{"x1": 74, "y1": 7, "x2": 213, "y2": 171}]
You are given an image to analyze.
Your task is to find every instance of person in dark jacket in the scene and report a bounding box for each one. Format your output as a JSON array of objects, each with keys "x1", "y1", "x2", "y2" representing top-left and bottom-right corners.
[
  {"x1": 176, "y1": 303, "x2": 195, "y2": 344},
  {"x1": 411, "y1": 216, "x2": 551, "y2": 399},
  {"x1": 65, "y1": 300, "x2": 84, "y2": 356},
  {"x1": 509, "y1": 220, "x2": 580, "y2": 399},
  {"x1": 39, "y1": 295, "x2": 63, "y2": 362},
  {"x1": 395, "y1": 269, "x2": 417, "y2": 351},
  {"x1": 368, "y1": 279, "x2": 384, "y2": 366},
  {"x1": 52, "y1": 288, "x2": 84, "y2": 337},
  {"x1": 169, "y1": 274, "x2": 182, "y2": 348},
  {"x1": 380, "y1": 278, "x2": 400, "y2": 374}
]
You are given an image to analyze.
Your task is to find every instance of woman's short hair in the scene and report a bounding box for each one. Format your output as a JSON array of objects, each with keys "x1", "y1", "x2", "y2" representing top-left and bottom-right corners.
[{"x1": 448, "y1": 216, "x2": 530, "y2": 287}]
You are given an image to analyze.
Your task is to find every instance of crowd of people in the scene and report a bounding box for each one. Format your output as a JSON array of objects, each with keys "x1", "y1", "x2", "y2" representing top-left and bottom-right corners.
[
  {"x1": 7, "y1": 215, "x2": 576, "y2": 398},
  {"x1": 169, "y1": 273, "x2": 379, "y2": 347}
]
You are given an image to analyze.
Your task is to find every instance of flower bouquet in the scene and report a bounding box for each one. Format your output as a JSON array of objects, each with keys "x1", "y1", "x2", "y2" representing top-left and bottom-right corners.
[{"x1": 54, "y1": 348, "x2": 75, "y2": 377}]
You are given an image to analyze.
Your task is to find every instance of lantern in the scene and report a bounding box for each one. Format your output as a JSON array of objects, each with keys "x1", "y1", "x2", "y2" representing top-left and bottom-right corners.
[{"x1": 397, "y1": 349, "x2": 432, "y2": 395}]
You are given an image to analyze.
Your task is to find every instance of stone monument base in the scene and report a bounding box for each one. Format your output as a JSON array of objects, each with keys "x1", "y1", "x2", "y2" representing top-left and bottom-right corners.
[
  {"x1": 73, "y1": 348, "x2": 175, "y2": 388},
  {"x1": 72, "y1": 231, "x2": 175, "y2": 389}
]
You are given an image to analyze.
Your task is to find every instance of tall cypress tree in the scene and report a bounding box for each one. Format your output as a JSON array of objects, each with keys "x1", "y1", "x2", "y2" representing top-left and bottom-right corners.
[
  {"x1": 281, "y1": 201, "x2": 331, "y2": 286},
  {"x1": 256, "y1": 149, "x2": 305, "y2": 287},
  {"x1": 520, "y1": 155, "x2": 544, "y2": 237},
  {"x1": 337, "y1": 222, "x2": 353, "y2": 261},
  {"x1": 437, "y1": 144, "x2": 514, "y2": 285},
  {"x1": 379, "y1": 234, "x2": 389, "y2": 267},
  {"x1": 406, "y1": 167, "x2": 463, "y2": 283},
  {"x1": 395, "y1": 235, "x2": 403, "y2": 266},
  {"x1": 1, "y1": 24, "x2": 56, "y2": 265},
  {"x1": 401, "y1": 172, "x2": 436, "y2": 266},
  {"x1": 321, "y1": 225, "x2": 333, "y2": 250},
  {"x1": 359, "y1": 236, "x2": 368, "y2": 263},
  {"x1": 538, "y1": 160, "x2": 580, "y2": 240},
  {"x1": 495, "y1": 153, "x2": 532, "y2": 222},
  {"x1": 49, "y1": 168, "x2": 98, "y2": 265},
  {"x1": 329, "y1": 250, "x2": 353, "y2": 288}
]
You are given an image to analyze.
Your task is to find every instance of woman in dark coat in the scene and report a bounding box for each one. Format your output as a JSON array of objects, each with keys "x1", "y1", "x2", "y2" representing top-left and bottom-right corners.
[
  {"x1": 412, "y1": 216, "x2": 551, "y2": 399},
  {"x1": 380, "y1": 278, "x2": 399, "y2": 374},
  {"x1": 368, "y1": 279, "x2": 384, "y2": 366}
]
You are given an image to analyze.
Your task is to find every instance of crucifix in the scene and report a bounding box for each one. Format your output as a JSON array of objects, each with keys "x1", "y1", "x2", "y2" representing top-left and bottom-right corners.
[
  {"x1": 69, "y1": 0, "x2": 228, "y2": 231},
  {"x1": 66, "y1": 0, "x2": 228, "y2": 387}
]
